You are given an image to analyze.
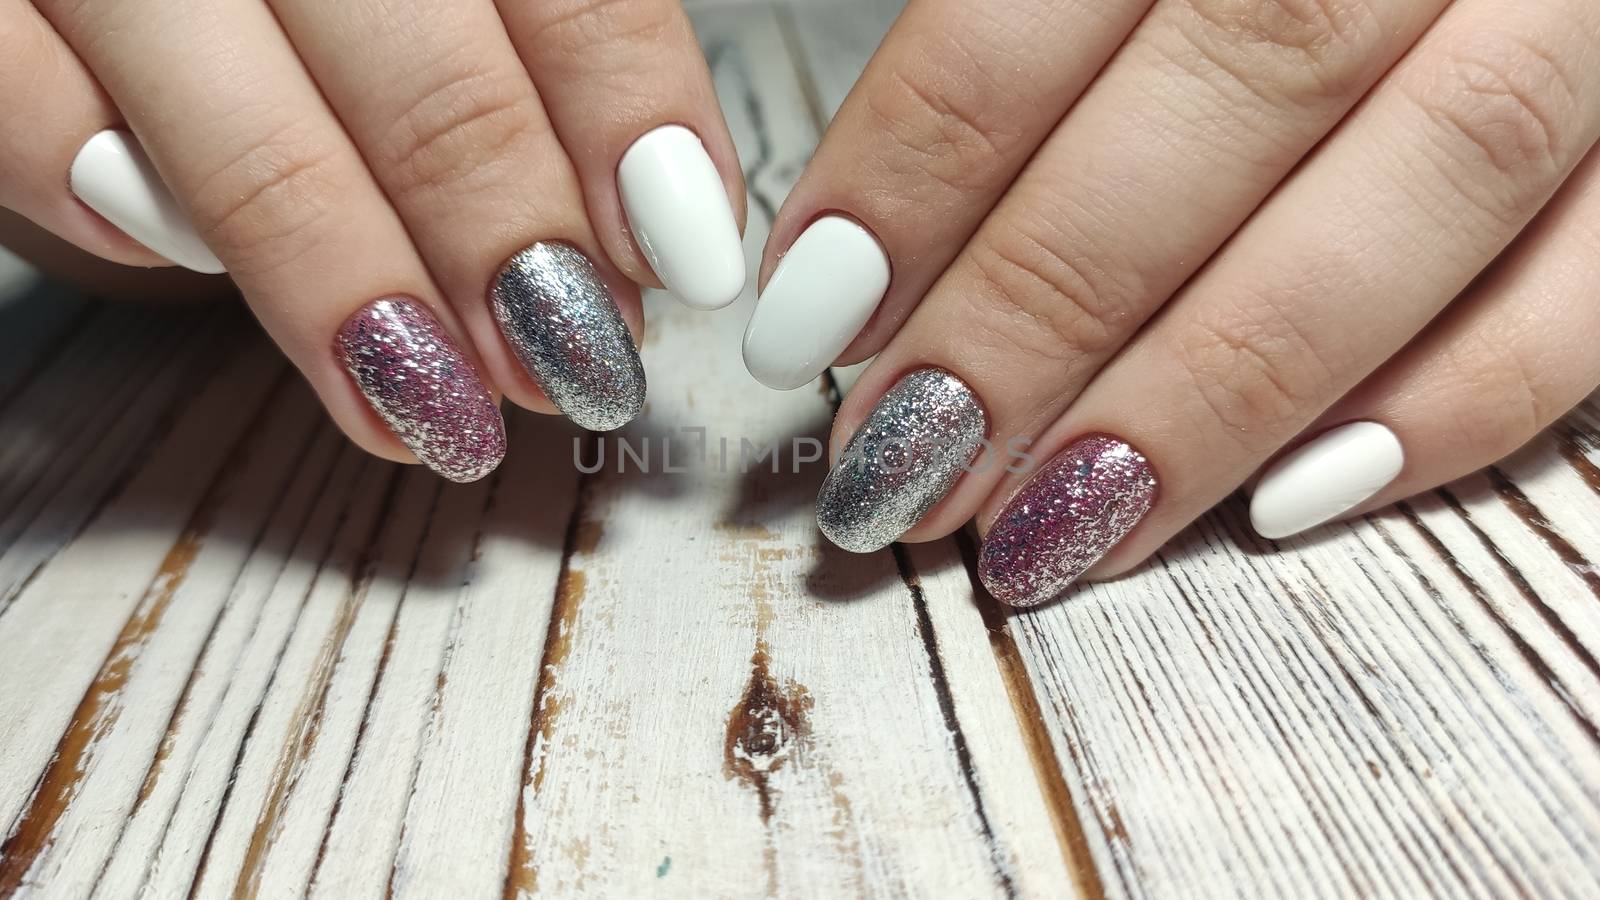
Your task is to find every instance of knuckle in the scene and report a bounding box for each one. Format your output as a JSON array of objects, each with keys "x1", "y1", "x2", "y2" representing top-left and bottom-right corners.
[
  {"x1": 0, "y1": 15, "x2": 56, "y2": 87},
  {"x1": 521, "y1": 0, "x2": 676, "y2": 55},
  {"x1": 1406, "y1": 31, "x2": 1580, "y2": 187},
  {"x1": 864, "y1": 60, "x2": 1025, "y2": 195},
  {"x1": 1447, "y1": 334, "x2": 1552, "y2": 459},
  {"x1": 1172, "y1": 0, "x2": 1385, "y2": 102},
  {"x1": 1172, "y1": 298, "x2": 1336, "y2": 449},
  {"x1": 967, "y1": 217, "x2": 1135, "y2": 366},
  {"x1": 188, "y1": 122, "x2": 344, "y2": 275},
  {"x1": 381, "y1": 67, "x2": 543, "y2": 196}
]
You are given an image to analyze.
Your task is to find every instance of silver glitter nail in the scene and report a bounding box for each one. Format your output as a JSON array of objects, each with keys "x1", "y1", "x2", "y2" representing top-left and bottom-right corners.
[
  {"x1": 491, "y1": 242, "x2": 646, "y2": 431},
  {"x1": 817, "y1": 368, "x2": 987, "y2": 553}
]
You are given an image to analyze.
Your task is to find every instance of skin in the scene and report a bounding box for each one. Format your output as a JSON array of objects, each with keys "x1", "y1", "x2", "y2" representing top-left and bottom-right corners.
[
  {"x1": 0, "y1": 0, "x2": 746, "y2": 466},
  {"x1": 769, "y1": 0, "x2": 1600, "y2": 580}
]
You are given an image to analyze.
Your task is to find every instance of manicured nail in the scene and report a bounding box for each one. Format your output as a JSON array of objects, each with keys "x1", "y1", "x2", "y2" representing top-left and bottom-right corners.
[
  {"x1": 1250, "y1": 421, "x2": 1403, "y2": 540},
  {"x1": 617, "y1": 125, "x2": 745, "y2": 310},
  {"x1": 491, "y1": 242, "x2": 645, "y2": 431},
  {"x1": 817, "y1": 368, "x2": 986, "y2": 553},
  {"x1": 69, "y1": 130, "x2": 224, "y2": 275},
  {"x1": 979, "y1": 435, "x2": 1157, "y2": 607},
  {"x1": 337, "y1": 298, "x2": 506, "y2": 483},
  {"x1": 744, "y1": 216, "x2": 890, "y2": 391}
]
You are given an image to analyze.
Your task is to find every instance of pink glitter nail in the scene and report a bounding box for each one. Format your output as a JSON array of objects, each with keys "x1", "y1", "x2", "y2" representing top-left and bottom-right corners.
[
  {"x1": 979, "y1": 434, "x2": 1157, "y2": 608},
  {"x1": 336, "y1": 298, "x2": 506, "y2": 483}
]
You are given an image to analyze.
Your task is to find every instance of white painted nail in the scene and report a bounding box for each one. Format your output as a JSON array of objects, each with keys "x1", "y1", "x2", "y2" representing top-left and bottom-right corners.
[
  {"x1": 617, "y1": 125, "x2": 744, "y2": 310},
  {"x1": 69, "y1": 130, "x2": 224, "y2": 275},
  {"x1": 1250, "y1": 421, "x2": 1404, "y2": 540},
  {"x1": 742, "y1": 216, "x2": 889, "y2": 391}
]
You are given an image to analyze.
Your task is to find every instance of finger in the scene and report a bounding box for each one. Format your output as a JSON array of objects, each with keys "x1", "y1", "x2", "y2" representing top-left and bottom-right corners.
[
  {"x1": 974, "y1": 0, "x2": 1600, "y2": 606},
  {"x1": 0, "y1": 0, "x2": 206, "y2": 270},
  {"x1": 502, "y1": 0, "x2": 747, "y2": 310},
  {"x1": 267, "y1": 0, "x2": 645, "y2": 431},
  {"x1": 36, "y1": 0, "x2": 506, "y2": 481},
  {"x1": 1250, "y1": 141, "x2": 1600, "y2": 539},
  {"x1": 815, "y1": 0, "x2": 1447, "y2": 550},
  {"x1": 743, "y1": 0, "x2": 1159, "y2": 389}
]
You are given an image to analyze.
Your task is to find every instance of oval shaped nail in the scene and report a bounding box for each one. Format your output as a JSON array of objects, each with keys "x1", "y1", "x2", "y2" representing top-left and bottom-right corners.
[
  {"x1": 1249, "y1": 421, "x2": 1403, "y2": 540},
  {"x1": 744, "y1": 216, "x2": 890, "y2": 391},
  {"x1": 70, "y1": 130, "x2": 225, "y2": 275},
  {"x1": 491, "y1": 242, "x2": 645, "y2": 432},
  {"x1": 337, "y1": 298, "x2": 506, "y2": 483},
  {"x1": 979, "y1": 435, "x2": 1157, "y2": 608},
  {"x1": 618, "y1": 125, "x2": 745, "y2": 311},
  {"x1": 817, "y1": 368, "x2": 986, "y2": 553}
]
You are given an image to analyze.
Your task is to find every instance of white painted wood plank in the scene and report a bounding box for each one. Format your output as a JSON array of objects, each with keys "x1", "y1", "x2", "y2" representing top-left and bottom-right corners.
[
  {"x1": 87, "y1": 419, "x2": 349, "y2": 899},
  {"x1": 1009, "y1": 483, "x2": 1600, "y2": 898},
  {"x1": 186, "y1": 466, "x2": 442, "y2": 900},
  {"x1": 0, "y1": 332, "x2": 284, "y2": 841},
  {"x1": 296, "y1": 477, "x2": 495, "y2": 900},
  {"x1": 379, "y1": 419, "x2": 583, "y2": 900},
  {"x1": 4, "y1": 378, "x2": 324, "y2": 896},
  {"x1": 0, "y1": 307, "x2": 256, "y2": 612},
  {"x1": 99, "y1": 440, "x2": 385, "y2": 899}
]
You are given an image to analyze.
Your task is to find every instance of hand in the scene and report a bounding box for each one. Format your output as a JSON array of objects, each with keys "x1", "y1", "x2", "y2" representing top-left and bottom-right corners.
[
  {"x1": 2, "y1": 0, "x2": 747, "y2": 481},
  {"x1": 748, "y1": 0, "x2": 1600, "y2": 606}
]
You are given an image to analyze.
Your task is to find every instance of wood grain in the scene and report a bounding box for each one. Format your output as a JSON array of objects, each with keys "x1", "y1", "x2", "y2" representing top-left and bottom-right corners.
[{"x1": 0, "y1": 1, "x2": 1597, "y2": 897}]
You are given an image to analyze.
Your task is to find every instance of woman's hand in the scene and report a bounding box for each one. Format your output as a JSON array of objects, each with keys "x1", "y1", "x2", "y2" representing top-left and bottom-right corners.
[
  {"x1": 2, "y1": 0, "x2": 747, "y2": 481},
  {"x1": 750, "y1": 0, "x2": 1600, "y2": 606}
]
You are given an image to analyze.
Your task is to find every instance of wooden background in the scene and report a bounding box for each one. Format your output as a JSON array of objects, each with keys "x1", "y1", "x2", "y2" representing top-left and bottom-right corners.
[{"x1": 2, "y1": 0, "x2": 1599, "y2": 896}]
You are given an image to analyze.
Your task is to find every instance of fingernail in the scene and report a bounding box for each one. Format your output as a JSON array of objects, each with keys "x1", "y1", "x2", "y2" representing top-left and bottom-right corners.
[
  {"x1": 817, "y1": 368, "x2": 986, "y2": 553},
  {"x1": 618, "y1": 125, "x2": 745, "y2": 310},
  {"x1": 979, "y1": 435, "x2": 1157, "y2": 607},
  {"x1": 744, "y1": 216, "x2": 890, "y2": 391},
  {"x1": 1250, "y1": 421, "x2": 1403, "y2": 539},
  {"x1": 337, "y1": 298, "x2": 506, "y2": 483},
  {"x1": 69, "y1": 130, "x2": 225, "y2": 275},
  {"x1": 491, "y1": 242, "x2": 645, "y2": 431}
]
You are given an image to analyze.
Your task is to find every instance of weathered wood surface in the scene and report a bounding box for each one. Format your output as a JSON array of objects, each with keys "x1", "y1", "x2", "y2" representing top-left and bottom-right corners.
[{"x1": 1, "y1": 1, "x2": 1599, "y2": 897}]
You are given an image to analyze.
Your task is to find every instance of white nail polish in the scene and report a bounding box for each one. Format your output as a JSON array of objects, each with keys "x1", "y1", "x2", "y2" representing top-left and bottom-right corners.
[
  {"x1": 1250, "y1": 421, "x2": 1404, "y2": 540},
  {"x1": 742, "y1": 216, "x2": 889, "y2": 391},
  {"x1": 617, "y1": 125, "x2": 744, "y2": 310},
  {"x1": 69, "y1": 130, "x2": 225, "y2": 275}
]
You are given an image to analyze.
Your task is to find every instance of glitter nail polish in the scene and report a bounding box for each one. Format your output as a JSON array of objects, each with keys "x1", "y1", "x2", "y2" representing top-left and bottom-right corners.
[
  {"x1": 491, "y1": 242, "x2": 645, "y2": 432},
  {"x1": 979, "y1": 434, "x2": 1157, "y2": 607},
  {"x1": 336, "y1": 298, "x2": 506, "y2": 483},
  {"x1": 816, "y1": 368, "x2": 987, "y2": 553}
]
